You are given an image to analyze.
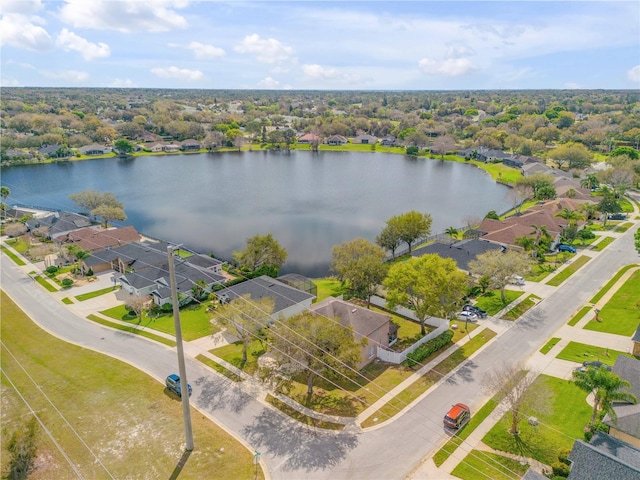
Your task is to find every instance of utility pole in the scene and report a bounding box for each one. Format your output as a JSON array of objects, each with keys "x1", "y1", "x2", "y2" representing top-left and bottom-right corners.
[{"x1": 167, "y1": 245, "x2": 194, "y2": 451}]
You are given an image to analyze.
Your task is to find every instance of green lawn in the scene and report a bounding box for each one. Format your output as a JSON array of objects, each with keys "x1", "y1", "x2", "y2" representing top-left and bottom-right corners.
[
  {"x1": 583, "y1": 269, "x2": 640, "y2": 336},
  {"x1": 501, "y1": 294, "x2": 541, "y2": 321},
  {"x1": 4, "y1": 238, "x2": 29, "y2": 253},
  {"x1": 34, "y1": 275, "x2": 58, "y2": 292},
  {"x1": 482, "y1": 375, "x2": 592, "y2": 466},
  {"x1": 75, "y1": 286, "x2": 118, "y2": 301},
  {"x1": 61, "y1": 297, "x2": 73, "y2": 305},
  {"x1": 195, "y1": 354, "x2": 243, "y2": 382},
  {"x1": 546, "y1": 255, "x2": 590, "y2": 286},
  {"x1": 555, "y1": 341, "x2": 634, "y2": 366},
  {"x1": 451, "y1": 451, "x2": 530, "y2": 480},
  {"x1": 100, "y1": 301, "x2": 218, "y2": 340},
  {"x1": 526, "y1": 263, "x2": 556, "y2": 282},
  {"x1": 539, "y1": 338, "x2": 561, "y2": 355},
  {"x1": 361, "y1": 329, "x2": 497, "y2": 427},
  {"x1": 86, "y1": 314, "x2": 176, "y2": 347},
  {"x1": 1, "y1": 291, "x2": 261, "y2": 480},
  {"x1": 614, "y1": 222, "x2": 633, "y2": 233},
  {"x1": 592, "y1": 236, "x2": 615, "y2": 251},
  {"x1": 568, "y1": 306, "x2": 592, "y2": 326},
  {"x1": 589, "y1": 264, "x2": 638, "y2": 304},
  {"x1": 475, "y1": 290, "x2": 525, "y2": 315},
  {"x1": 209, "y1": 340, "x2": 266, "y2": 376},
  {"x1": 312, "y1": 276, "x2": 349, "y2": 302},
  {"x1": 0, "y1": 245, "x2": 26, "y2": 265}
]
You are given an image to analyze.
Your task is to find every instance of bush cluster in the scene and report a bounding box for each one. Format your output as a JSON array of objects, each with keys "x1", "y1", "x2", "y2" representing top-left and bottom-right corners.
[{"x1": 405, "y1": 330, "x2": 454, "y2": 367}]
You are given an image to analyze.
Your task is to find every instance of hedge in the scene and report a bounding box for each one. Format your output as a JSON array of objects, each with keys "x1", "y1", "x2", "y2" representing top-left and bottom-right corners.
[{"x1": 405, "y1": 330, "x2": 454, "y2": 367}]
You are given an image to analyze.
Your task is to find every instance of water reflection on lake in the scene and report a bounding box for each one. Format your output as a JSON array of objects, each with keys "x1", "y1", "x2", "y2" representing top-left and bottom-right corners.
[{"x1": 3, "y1": 150, "x2": 512, "y2": 277}]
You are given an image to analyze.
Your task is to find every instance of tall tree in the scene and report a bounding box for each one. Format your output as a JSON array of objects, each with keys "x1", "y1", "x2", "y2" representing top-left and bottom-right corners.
[
  {"x1": 394, "y1": 210, "x2": 432, "y2": 254},
  {"x1": 549, "y1": 142, "x2": 594, "y2": 170},
  {"x1": 232, "y1": 233, "x2": 287, "y2": 271},
  {"x1": 267, "y1": 310, "x2": 363, "y2": 395},
  {"x1": 580, "y1": 173, "x2": 599, "y2": 190},
  {"x1": 212, "y1": 295, "x2": 274, "y2": 363},
  {"x1": 1, "y1": 185, "x2": 10, "y2": 221},
  {"x1": 469, "y1": 250, "x2": 532, "y2": 303},
  {"x1": 597, "y1": 189, "x2": 622, "y2": 226},
  {"x1": 384, "y1": 254, "x2": 468, "y2": 336},
  {"x1": 92, "y1": 204, "x2": 127, "y2": 227},
  {"x1": 125, "y1": 295, "x2": 149, "y2": 323},
  {"x1": 331, "y1": 238, "x2": 387, "y2": 307},
  {"x1": 375, "y1": 217, "x2": 402, "y2": 259},
  {"x1": 114, "y1": 138, "x2": 134, "y2": 155}
]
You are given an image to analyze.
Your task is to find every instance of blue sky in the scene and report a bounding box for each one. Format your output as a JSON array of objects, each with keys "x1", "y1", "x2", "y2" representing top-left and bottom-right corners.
[{"x1": 1, "y1": 0, "x2": 639, "y2": 90}]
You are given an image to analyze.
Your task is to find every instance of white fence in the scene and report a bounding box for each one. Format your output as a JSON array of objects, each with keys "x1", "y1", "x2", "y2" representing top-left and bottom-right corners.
[{"x1": 370, "y1": 295, "x2": 449, "y2": 364}]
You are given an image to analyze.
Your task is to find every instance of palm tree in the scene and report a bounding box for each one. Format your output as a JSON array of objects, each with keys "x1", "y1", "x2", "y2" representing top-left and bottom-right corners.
[
  {"x1": 445, "y1": 226, "x2": 459, "y2": 240},
  {"x1": 580, "y1": 174, "x2": 599, "y2": 190},
  {"x1": 573, "y1": 366, "x2": 637, "y2": 430},
  {"x1": 555, "y1": 207, "x2": 583, "y2": 226},
  {"x1": 579, "y1": 202, "x2": 599, "y2": 221},
  {"x1": 514, "y1": 236, "x2": 536, "y2": 256},
  {"x1": 0, "y1": 186, "x2": 10, "y2": 221}
]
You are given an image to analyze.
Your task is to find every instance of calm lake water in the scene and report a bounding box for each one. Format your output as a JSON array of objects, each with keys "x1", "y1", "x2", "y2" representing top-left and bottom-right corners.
[{"x1": 2, "y1": 151, "x2": 512, "y2": 277}]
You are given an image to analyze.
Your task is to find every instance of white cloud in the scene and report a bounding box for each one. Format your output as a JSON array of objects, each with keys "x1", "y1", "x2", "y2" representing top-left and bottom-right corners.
[
  {"x1": 564, "y1": 82, "x2": 583, "y2": 89},
  {"x1": 418, "y1": 58, "x2": 479, "y2": 77},
  {"x1": 0, "y1": 13, "x2": 52, "y2": 51},
  {"x1": 301, "y1": 64, "x2": 361, "y2": 84},
  {"x1": 110, "y1": 78, "x2": 137, "y2": 88},
  {"x1": 628, "y1": 65, "x2": 640, "y2": 83},
  {"x1": 56, "y1": 29, "x2": 110, "y2": 61},
  {"x1": 59, "y1": 0, "x2": 188, "y2": 33},
  {"x1": 41, "y1": 69, "x2": 90, "y2": 82},
  {"x1": 234, "y1": 34, "x2": 294, "y2": 64},
  {"x1": 1, "y1": 0, "x2": 44, "y2": 15},
  {"x1": 257, "y1": 77, "x2": 280, "y2": 89},
  {"x1": 186, "y1": 41, "x2": 225, "y2": 59},
  {"x1": 445, "y1": 45, "x2": 475, "y2": 59},
  {"x1": 1, "y1": 76, "x2": 21, "y2": 87},
  {"x1": 151, "y1": 66, "x2": 203, "y2": 81}
]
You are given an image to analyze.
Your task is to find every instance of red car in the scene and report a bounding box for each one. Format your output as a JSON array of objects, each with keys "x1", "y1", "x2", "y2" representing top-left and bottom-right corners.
[{"x1": 444, "y1": 403, "x2": 471, "y2": 429}]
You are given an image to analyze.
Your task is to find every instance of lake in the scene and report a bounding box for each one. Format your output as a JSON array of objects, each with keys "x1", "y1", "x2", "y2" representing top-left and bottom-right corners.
[{"x1": 2, "y1": 151, "x2": 512, "y2": 277}]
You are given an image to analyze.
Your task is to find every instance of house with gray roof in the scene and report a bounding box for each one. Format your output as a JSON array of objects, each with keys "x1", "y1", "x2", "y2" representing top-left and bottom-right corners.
[
  {"x1": 84, "y1": 240, "x2": 170, "y2": 274},
  {"x1": 215, "y1": 275, "x2": 315, "y2": 321},
  {"x1": 605, "y1": 356, "x2": 640, "y2": 447},
  {"x1": 25, "y1": 211, "x2": 97, "y2": 239},
  {"x1": 567, "y1": 431, "x2": 640, "y2": 480},
  {"x1": 352, "y1": 134, "x2": 378, "y2": 145},
  {"x1": 411, "y1": 239, "x2": 503, "y2": 271},
  {"x1": 78, "y1": 144, "x2": 111, "y2": 155},
  {"x1": 309, "y1": 297, "x2": 392, "y2": 368},
  {"x1": 632, "y1": 326, "x2": 640, "y2": 357}
]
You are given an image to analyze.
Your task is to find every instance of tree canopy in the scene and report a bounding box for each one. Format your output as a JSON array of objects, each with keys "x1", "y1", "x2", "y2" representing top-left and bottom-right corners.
[
  {"x1": 469, "y1": 249, "x2": 532, "y2": 303},
  {"x1": 232, "y1": 233, "x2": 287, "y2": 272},
  {"x1": 384, "y1": 254, "x2": 468, "y2": 336}
]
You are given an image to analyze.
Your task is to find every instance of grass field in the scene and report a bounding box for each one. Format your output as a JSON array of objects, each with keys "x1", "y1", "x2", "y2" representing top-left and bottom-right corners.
[
  {"x1": 583, "y1": 269, "x2": 640, "y2": 336},
  {"x1": 539, "y1": 338, "x2": 561, "y2": 355},
  {"x1": 475, "y1": 290, "x2": 525, "y2": 315},
  {"x1": 546, "y1": 256, "x2": 590, "y2": 286},
  {"x1": 0, "y1": 291, "x2": 262, "y2": 480},
  {"x1": 450, "y1": 450, "x2": 530, "y2": 480},
  {"x1": 86, "y1": 314, "x2": 176, "y2": 347},
  {"x1": 591, "y1": 236, "x2": 615, "y2": 251},
  {"x1": 34, "y1": 275, "x2": 58, "y2": 292},
  {"x1": 567, "y1": 306, "x2": 592, "y2": 326},
  {"x1": 555, "y1": 341, "x2": 634, "y2": 366},
  {"x1": 501, "y1": 294, "x2": 541, "y2": 321},
  {"x1": 589, "y1": 264, "x2": 638, "y2": 304},
  {"x1": 75, "y1": 286, "x2": 118, "y2": 302},
  {"x1": 312, "y1": 276, "x2": 349, "y2": 302},
  {"x1": 482, "y1": 375, "x2": 591, "y2": 466},
  {"x1": 0, "y1": 245, "x2": 26, "y2": 265}
]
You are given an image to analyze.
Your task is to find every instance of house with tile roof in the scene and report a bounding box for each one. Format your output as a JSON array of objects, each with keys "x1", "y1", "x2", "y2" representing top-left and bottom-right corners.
[
  {"x1": 309, "y1": 297, "x2": 393, "y2": 368},
  {"x1": 297, "y1": 132, "x2": 321, "y2": 144},
  {"x1": 56, "y1": 225, "x2": 142, "y2": 253},
  {"x1": 325, "y1": 134, "x2": 348, "y2": 146},
  {"x1": 566, "y1": 431, "x2": 640, "y2": 480}
]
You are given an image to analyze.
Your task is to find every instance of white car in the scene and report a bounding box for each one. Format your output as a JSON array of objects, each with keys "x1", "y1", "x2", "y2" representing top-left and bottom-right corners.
[{"x1": 457, "y1": 311, "x2": 478, "y2": 322}]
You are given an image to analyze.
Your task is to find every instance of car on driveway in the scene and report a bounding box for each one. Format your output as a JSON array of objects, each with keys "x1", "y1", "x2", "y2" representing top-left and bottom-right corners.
[
  {"x1": 573, "y1": 361, "x2": 612, "y2": 373},
  {"x1": 457, "y1": 311, "x2": 478, "y2": 322},
  {"x1": 607, "y1": 213, "x2": 627, "y2": 220},
  {"x1": 444, "y1": 403, "x2": 471, "y2": 429},
  {"x1": 557, "y1": 244, "x2": 577, "y2": 253},
  {"x1": 462, "y1": 304, "x2": 488, "y2": 318},
  {"x1": 165, "y1": 373, "x2": 192, "y2": 398}
]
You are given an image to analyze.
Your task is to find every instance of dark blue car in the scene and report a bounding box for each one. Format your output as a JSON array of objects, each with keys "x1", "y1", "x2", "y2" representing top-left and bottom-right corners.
[
  {"x1": 558, "y1": 244, "x2": 577, "y2": 253},
  {"x1": 165, "y1": 374, "x2": 192, "y2": 398}
]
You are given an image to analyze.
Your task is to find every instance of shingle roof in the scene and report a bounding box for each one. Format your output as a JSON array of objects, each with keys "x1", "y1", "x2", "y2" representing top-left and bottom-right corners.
[
  {"x1": 310, "y1": 297, "x2": 390, "y2": 339},
  {"x1": 25, "y1": 211, "x2": 96, "y2": 237},
  {"x1": 63, "y1": 226, "x2": 142, "y2": 252},
  {"x1": 85, "y1": 241, "x2": 169, "y2": 269},
  {"x1": 632, "y1": 326, "x2": 640, "y2": 344},
  {"x1": 411, "y1": 239, "x2": 503, "y2": 271},
  {"x1": 613, "y1": 356, "x2": 640, "y2": 400},
  {"x1": 522, "y1": 469, "x2": 548, "y2": 480},
  {"x1": 567, "y1": 432, "x2": 640, "y2": 480},
  {"x1": 217, "y1": 275, "x2": 315, "y2": 314}
]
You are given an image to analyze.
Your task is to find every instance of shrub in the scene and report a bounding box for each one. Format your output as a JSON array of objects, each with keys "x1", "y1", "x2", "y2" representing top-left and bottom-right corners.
[
  {"x1": 551, "y1": 461, "x2": 570, "y2": 477},
  {"x1": 161, "y1": 303, "x2": 173, "y2": 313},
  {"x1": 86, "y1": 268, "x2": 94, "y2": 276},
  {"x1": 45, "y1": 265, "x2": 59, "y2": 274},
  {"x1": 557, "y1": 449, "x2": 571, "y2": 465},
  {"x1": 61, "y1": 278, "x2": 73, "y2": 288},
  {"x1": 405, "y1": 330, "x2": 454, "y2": 367}
]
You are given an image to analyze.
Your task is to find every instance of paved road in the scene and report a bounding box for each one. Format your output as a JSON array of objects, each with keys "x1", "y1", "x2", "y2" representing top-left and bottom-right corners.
[{"x1": 2, "y1": 222, "x2": 638, "y2": 480}]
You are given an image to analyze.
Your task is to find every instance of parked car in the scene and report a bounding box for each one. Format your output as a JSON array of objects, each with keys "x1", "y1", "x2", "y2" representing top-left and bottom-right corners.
[
  {"x1": 462, "y1": 304, "x2": 488, "y2": 318},
  {"x1": 443, "y1": 403, "x2": 471, "y2": 429},
  {"x1": 457, "y1": 311, "x2": 478, "y2": 322},
  {"x1": 574, "y1": 361, "x2": 612, "y2": 373},
  {"x1": 165, "y1": 374, "x2": 192, "y2": 398},
  {"x1": 557, "y1": 244, "x2": 577, "y2": 253},
  {"x1": 507, "y1": 275, "x2": 525, "y2": 286},
  {"x1": 607, "y1": 213, "x2": 627, "y2": 220}
]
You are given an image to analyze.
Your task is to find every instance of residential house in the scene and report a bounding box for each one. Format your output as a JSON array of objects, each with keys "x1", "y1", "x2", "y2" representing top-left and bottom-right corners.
[
  {"x1": 181, "y1": 253, "x2": 224, "y2": 274},
  {"x1": 297, "y1": 133, "x2": 321, "y2": 144},
  {"x1": 309, "y1": 297, "x2": 392, "y2": 368},
  {"x1": 56, "y1": 226, "x2": 142, "y2": 254},
  {"x1": 566, "y1": 431, "x2": 640, "y2": 480},
  {"x1": 84, "y1": 240, "x2": 170, "y2": 274},
  {"x1": 380, "y1": 135, "x2": 396, "y2": 146},
  {"x1": 38, "y1": 144, "x2": 64, "y2": 158},
  {"x1": 78, "y1": 144, "x2": 110, "y2": 155},
  {"x1": 325, "y1": 135, "x2": 348, "y2": 146},
  {"x1": 147, "y1": 142, "x2": 166, "y2": 152},
  {"x1": 25, "y1": 211, "x2": 97, "y2": 240},
  {"x1": 411, "y1": 239, "x2": 504, "y2": 271},
  {"x1": 138, "y1": 132, "x2": 163, "y2": 143},
  {"x1": 215, "y1": 275, "x2": 315, "y2": 321},
  {"x1": 632, "y1": 326, "x2": 640, "y2": 357},
  {"x1": 180, "y1": 139, "x2": 202, "y2": 151},
  {"x1": 163, "y1": 142, "x2": 181, "y2": 152},
  {"x1": 352, "y1": 134, "x2": 378, "y2": 145},
  {"x1": 4, "y1": 149, "x2": 33, "y2": 160},
  {"x1": 604, "y1": 356, "x2": 640, "y2": 448}
]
